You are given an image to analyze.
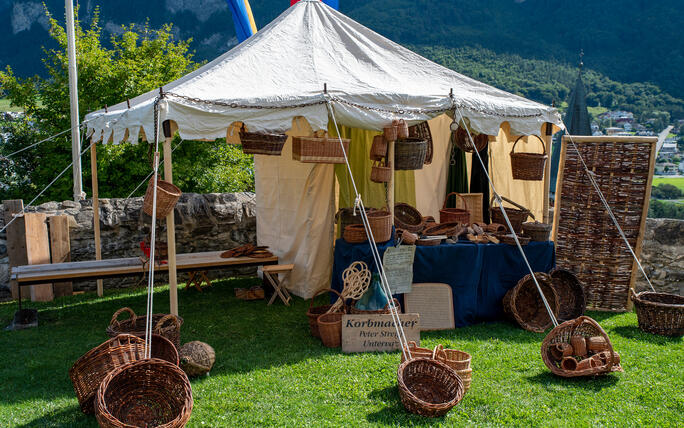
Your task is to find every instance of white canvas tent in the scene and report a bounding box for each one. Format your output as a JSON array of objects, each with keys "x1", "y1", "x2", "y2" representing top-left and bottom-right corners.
[{"x1": 85, "y1": 0, "x2": 562, "y2": 311}]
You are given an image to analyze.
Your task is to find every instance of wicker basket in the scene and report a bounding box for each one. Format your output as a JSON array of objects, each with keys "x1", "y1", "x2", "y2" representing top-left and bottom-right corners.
[
  {"x1": 394, "y1": 203, "x2": 424, "y2": 233},
  {"x1": 630, "y1": 289, "x2": 684, "y2": 336},
  {"x1": 424, "y1": 222, "x2": 462, "y2": 237},
  {"x1": 541, "y1": 316, "x2": 622, "y2": 377},
  {"x1": 395, "y1": 138, "x2": 427, "y2": 170},
  {"x1": 432, "y1": 345, "x2": 471, "y2": 371},
  {"x1": 384, "y1": 124, "x2": 398, "y2": 142},
  {"x1": 151, "y1": 334, "x2": 180, "y2": 366},
  {"x1": 350, "y1": 298, "x2": 401, "y2": 315},
  {"x1": 239, "y1": 126, "x2": 287, "y2": 155},
  {"x1": 416, "y1": 237, "x2": 443, "y2": 246},
  {"x1": 401, "y1": 341, "x2": 432, "y2": 361},
  {"x1": 95, "y1": 358, "x2": 193, "y2": 428},
  {"x1": 106, "y1": 308, "x2": 183, "y2": 349},
  {"x1": 370, "y1": 135, "x2": 388, "y2": 161},
  {"x1": 307, "y1": 289, "x2": 344, "y2": 338},
  {"x1": 318, "y1": 310, "x2": 345, "y2": 348},
  {"x1": 409, "y1": 122, "x2": 433, "y2": 165},
  {"x1": 498, "y1": 233, "x2": 531, "y2": 246},
  {"x1": 335, "y1": 207, "x2": 374, "y2": 234},
  {"x1": 503, "y1": 273, "x2": 559, "y2": 333},
  {"x1": 440, "y1": 192, "x2": 470, "y2": 225},
  {"x1": 397, "y1": 229, "x2": 418, "y2": 245},
  {"x1": 453, "y1": 126, "x2": 488, "y2": 153},
  {"x1": 522, "y1": 221, "x2": 552, "y2": 241},
  {"x1": 397, "y1": 358, "x2": 464, "y2": 417},
  {"x1": 510, "y1": 135, "x2": 548, "y2": 181},
  {"x1": 370, "y1": 160, "x2": 392, "y2": 183},
  {"x1": 179, "y1": 341, "x2": 216, "y2": 377},
  {"x1": 143, "y1": 178, "x2": 182, "y2": 219},
  {"x1": 490, "y1": 196, "x2": 533, "y2": 233},
  {"x1": 397, "y1": 119, "x2": 409, "y2": 139},
  {"x1": 549, "y1": 268, "x2": 586, "y2": 322},
  {"x1": 367, "y1": 210, "x2": 393, "y2": 242},
  {"x1": 292, "y1": 133, "x2": 350, "y2": 164},
  {"x1": 343, "y1": 224, "x2": 368, "y2": 244}
]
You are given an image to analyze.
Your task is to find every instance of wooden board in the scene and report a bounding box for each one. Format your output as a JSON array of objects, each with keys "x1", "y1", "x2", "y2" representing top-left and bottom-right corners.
[
  {"x1": 23, "y1": 213, "x2": 53, "y2": 301},
  {"x1": 403, "y1": 283, "x2": 455, "y2": 330},
  {"x1": 342, "y1": 313, "x2": 420, "y2": 353},
  {"x1": 553, "y1": 136, "x2": 657, "y2": 312},
  {"x1": 3, "y1": 200, "x2": 26, "y2": 300},
  {"x1": 48, "y1": 215, "x2": 72, "y2": 297}
]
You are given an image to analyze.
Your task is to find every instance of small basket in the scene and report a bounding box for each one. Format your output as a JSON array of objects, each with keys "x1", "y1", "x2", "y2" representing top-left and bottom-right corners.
[
  {"x1": 503, "y1": 273, "x2": 559, "y2": 333},
  {"x1": 416, "y1": 237, "x2": 442, "y2": 246},
  {"x1": 318, "y1": 308, "x2": 345, "y2": 348},
  {"x1": 549, "y1": 268, "x2": 586, "y2": 322},
  {"x1": 630, "y1": 290, "x2": 684, "y2": 336},
  {"x1": 490, "y1": 196, "x2": 533, "y2": 233},
  {"x1": 292, "y1": 133, "x2": 350, "y2": 164},
  {"x1": 307, "y1": 289, "x2": 344, "y2": 338},
  {"x1": 143, "y1": 178, "x2": 181, "y2": 219},
  {"x1": 498, "y1": 233, "x2": 531, "y2": 246},
  {"x1": 106, "y1": 308, "x2": 183, "y2": 349},
  {"x1": 424, "y1": 222, "x2": 462, "y2": 237},
  {"x1": 397, "y1": 358, "x2": 464, "y2": 417},
  {"x1": 397, "y1": 229, "x2": 418, "y2": 245},
  {"x1": 367, "y1": 210, "x2": 393, "y2": 242},
  {"x1": 453, "y1": 126, "x2": 489, "y2": 153},
  {"x1": 440, "y1": 192, "x2": 470, "y2": 225},
  {"x1": 522, "y1": 221, "x2": 552, "y2": 241},
  {"x1": 384, "y1": 123, "x2": 398, "y2": 142},
  {"x1": 350, "y1": 298, "x2": 401, "y2": 315},
  {"x1": 95, "y1": 358, "x2": 193, "y2": 428},
  {"x1": 541, "y1": 316, "x2": 622, "y2": 377},
  {"x1": 370, "y1": 135, "x2": 388, "y2": 160},
  {"x1": 409, "y1": 122, "x2": 433, "y2": 165},
  {"x1": 394, "y1": 203, "x2": 424, "y2": 233},
  {"x1": 395, "y1": 138, "x2": 427, "y2": 170},
  {"x1": 343, "y1": 224, "x2": 368, "y2": 244},
  {"x1": 370, "y1": 160, "x2": 392, "y2": 183},
  {"x1": 239, "y1": 126, "x2": 287, "y2": 155},
  {"x1": 510, "y1": 135, "x2": 548, "y2": 181}
]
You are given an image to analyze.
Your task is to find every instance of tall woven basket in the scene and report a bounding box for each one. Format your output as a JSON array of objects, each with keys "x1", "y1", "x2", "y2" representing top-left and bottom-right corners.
[
  {"x1": 630, "y1": 289, "x2": 684, "y2": 336},
  {"x1": 510, "y1": 135, "x2": 547, "y2": 181},
  {"x1": 503, "y1": 273, "x2": 559, "y2": 333},
  {"x1": 317, "y1": 310, "x2": 345, "y2": 348},
  {"x1": 307, "y1": 289, "x2": 344, "y2": 338},
  {"x1": 143, "y1": 178, "x2": 182, "y2": 219},
  {"x1": 394, "y1": 138, "x2": 427, "y2": 170},
  {"x1": 95, "y1": 358, "x2": 193, "y2": 428},
  {"x1": 397, "y1": 358, "x2": 464, "y2": 417},
  {"x1": 106, "y1": 307, "x2": 183, "y2": 349}
]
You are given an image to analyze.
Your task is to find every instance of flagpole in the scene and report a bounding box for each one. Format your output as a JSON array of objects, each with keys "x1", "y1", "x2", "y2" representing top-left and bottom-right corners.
[{"x1": 66, "y1": 0, "x2": 84, "y2": 201}]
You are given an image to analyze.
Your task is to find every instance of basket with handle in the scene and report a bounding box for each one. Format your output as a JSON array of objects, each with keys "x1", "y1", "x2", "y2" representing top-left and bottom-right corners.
[
  {"x1": 370, "y1": 135, "x2": 388, "y2": 161},
  {"x1": 490, "y1": 196, "x2": 533, "y2": 233},
  {"x1": 307, "y1": 288, "x2": 345, "y2": 338},
  {"x1": 395, "y1": 138, "x2": 427, "y2": 170},
  {"x1": 143, "y1": 178, "x2": 181, "y2": 219},
  {"x1": 453, "y1": 126, "x2": 488, "y2": 153},
  {"x1": 370, "y1": 160, "x2": 392, "y2": 183},
  {"x1": 510, "y1": 135, "x2": 548, "y2": 181},
  {"x1": 394, "y1": 203, "x2": 424, "y2": 233},
  {"x1": 630, "y1": 289, "x2": 684, "y2": 336},
  {"x1": 409, "y1": 122, "x2": 433, "y2": 165},
  {"x1": 335, "y1": 206, "x2": 374, "y2": 234},
  {"x1": 292, "y1": 132, "x2": 350, "y2": 164},
  {"x1": 549, "y1": 268, "x2": 586, "y2": 322},
  {"x1": 439, "y1": 192, "x2": 470, "y2": 225},
  {"x1": 317, "y1": 305, "x2": 347, "y2": 348},
  {"x1": 397, "y1": 358, "x2": 464, "y2": 417},
  {"x1": 503, "y1": 273, "x2": 559, "y2": 333},
  {"x1": 106, "y1": 307, "x2": 183, "y2": 349},
  {"x1": 432, "y1": 345, "x2": 473, "y2": 393},
  {"x1": 384, "y1": 123, "x2": 398, "y2": 141},
  {"x1": 239, "y1": 124, "x2": 287, "y2": 156}
]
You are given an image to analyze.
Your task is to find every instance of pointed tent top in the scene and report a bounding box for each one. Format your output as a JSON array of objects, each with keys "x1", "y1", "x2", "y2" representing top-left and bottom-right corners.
[{"x1": 85, "y1": 0, "x2": 560, "y2": 144}]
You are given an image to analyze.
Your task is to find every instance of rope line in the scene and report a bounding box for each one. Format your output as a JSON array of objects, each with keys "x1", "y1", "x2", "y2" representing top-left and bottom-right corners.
[{"x1": 2, "y1": 128, "x2": 72, "y2": 159}]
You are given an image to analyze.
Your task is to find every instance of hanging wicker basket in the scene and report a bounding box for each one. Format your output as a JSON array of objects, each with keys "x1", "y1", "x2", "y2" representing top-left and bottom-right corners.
[
  {"x1": 630, "y1": 289, "x2": 684, "y2": 337},
  {"x1": 453, "y1": 126, "x2": 488, "y2": 153},
  {"x1": 239, "y1": 126, "x2": 287, "y2": 156},
  {"x1": 510, "y1": 135, "x2": 548, "y2": 181},
  {"x1": 541, "y1": 316, "x2": 622, "y2": 377},
  {"x1": 503, "y1": 273, "x2": 559, "y2": 333},
  {"x1": 490, "y1": 196, "x2": 533, "y2": 233},
  {"x1": 370, "y1": 135, "x2": 388, "y2": 161},
  {"x1": 95, "y1": 358, "x2": 193, "y2": 428},
  {"x1": 522, "y1": 221, "x2": 552, "y2": 241},
  {"x1": 397, "y1": 358, "x2": 464, "y2": 417},
  {"x1": 370, "y1": 160, "x2": 392, "y2": 183},
  {"x1": 394, "y1": 203, "x2": 424, "y2": 233},
  {"x1": 549, "y1": 268, "x2": 586, "y2": 322},
  {"x1": 307, "y1": 289, "x2": 344, "y2": 338},
  {"x1": 395, "y1": 138, "x2": 427, "y2": 170},
  {"x1": 397, "y1": 119, "x2": 410, "y2": 139},
  {"x1": 440, "y1": 192, "x2": 471, "y2": 225},
  {"x1": 384, "y1": 123, "x2": 398, "y2": 142},
  {"x1": 292, "y1": 133, "x2": 350, "y2": 164},
  {"x1": 106, "y1": 307, "x2": 183, "y2": 349},
  {"x1": 143, "y1": 178, "x2": 181, "y2": 219},
  {"x1": 409, "y1": 122, "x2": 433, "y2": 165}
]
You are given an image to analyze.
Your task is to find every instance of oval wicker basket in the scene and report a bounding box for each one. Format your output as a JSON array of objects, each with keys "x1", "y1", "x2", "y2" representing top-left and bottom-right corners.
[
  {"x1": 106, "y1": 307, "x2": 183, "y2": 349},
  {"x1": 522, "y1": 221, "x2": 552, "y2": 241},
  {"x1": 143, "y1": 178, "x2": 182, "y2": 219},
  {"x1": 395, "y1": 138, "x2": 427, "y2": 170},
  {"x1": 490, "y1": 196, "x2": 533, "y2": 233},
  {"x1": 424, "y1": 222, "x2": 462, "y2": 237},
  {"x1": 541, "y1": 316, "x2": 622, "y2": 377},
  {"x1": 440, "y1": 192, "x2": 470, "y2": 225},
  {"x1": 370, "y1": 135, "x2": 388, "y2": 161},
  {"x1": 549, "y1": 268, "x2": 586, "y2": 322},
  {"x1": 397, "y1": 358, "x2": 464, "y2": 417},
  {"x1": 394, "y1": 203, "x2": 424, "y2": 233},
  {"x1": 510, "y1": 135, "x2": 548, "y2": 181},
  {"x1": 370, "y1": 160, "x2": 391, "y2": 183},
  {"x1": 95, "y1": 358, "x2": 193, "y2": 428},
  {"x1": 307, "y1": 289, "x2": 344, "y2": 338},
  {"x1": 630, "y1": 289, "x2": 684, "y2": 336},
  {"x1": 239, "y1": 127, "x2": 287, "y2": 156},
  {"x1": 503, "y1": 273, "x2": 559, "y2": 333}
]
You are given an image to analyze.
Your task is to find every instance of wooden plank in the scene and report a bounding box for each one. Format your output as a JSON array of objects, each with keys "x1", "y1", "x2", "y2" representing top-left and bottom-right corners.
[
  {"x1": 342, "y1": 313, "x2": 421, "y2": 353},
  {"x1": 48, "y1": 215, "x2": 72, "y2": 297},
  {"x1": 90, "y1": 142, "x2": 103, "y2": 296},
  {"x1": 262, "y1": 264, "x2": 294, "y2": 273},
  {"x1": 23, "y1": 213, "x2": 53, "y2": 301},
  {"x1": 12, "y1": 257, "x2": 141, "y2": 274},
  {"x1": 3, "y1": 200, "x2": 26, "y2": 300},
  {"x1": 164, "y1": 137, "x2": 179, "y2": 316}
]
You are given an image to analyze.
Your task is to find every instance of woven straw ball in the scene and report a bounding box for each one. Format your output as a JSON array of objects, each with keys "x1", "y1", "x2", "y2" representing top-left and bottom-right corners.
[{"x1": 179, "y1": 341, "x2": 215, "y2": 377}]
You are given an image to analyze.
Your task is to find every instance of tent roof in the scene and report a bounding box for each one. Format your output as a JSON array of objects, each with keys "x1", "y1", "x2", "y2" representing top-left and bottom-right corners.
[{"x1": 85, "y1": 0, "x2": 561, "y2": 144}]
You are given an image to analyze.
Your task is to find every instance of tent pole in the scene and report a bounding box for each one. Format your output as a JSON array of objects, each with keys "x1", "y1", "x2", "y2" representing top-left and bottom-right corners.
[
  {"x1": 388, "y1": 140, "x2": 395, "y2": 219},
  {"x1": 90, "y1": 141, "x2": 103, "y2": 296},
  {"x1": 542, "y1": 122, "x2": 553, "y2": 224},
  {"x1": 162, "y1": 129, "x2": 178, "y2": 316}
]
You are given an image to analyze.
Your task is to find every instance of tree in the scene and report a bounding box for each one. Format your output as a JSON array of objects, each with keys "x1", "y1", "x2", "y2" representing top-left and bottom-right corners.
[
  {"x1": 651, "y1": 184, "x2": 683, "y2": 200},
  {"x1": 0, "y1": 7, "x2": 254, "y2": 203}
]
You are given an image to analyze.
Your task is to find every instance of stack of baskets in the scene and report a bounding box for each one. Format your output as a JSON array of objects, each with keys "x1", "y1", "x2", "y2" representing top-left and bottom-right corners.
[
  {"x1": 400, "y1": 343, "x2": 473, "y2": 393},
  {"x1": 503, "y1": 273, "x2": 559, "y2": 332},
  {"x1": 630, "y1": 289, "x2": 684, "y2": 337},
  {"x1": 106, "y1": 307, "x2": 183, "y2": 349},
  {"x1": 307, "y1": 289, "x2": 346, "y2": 347}
]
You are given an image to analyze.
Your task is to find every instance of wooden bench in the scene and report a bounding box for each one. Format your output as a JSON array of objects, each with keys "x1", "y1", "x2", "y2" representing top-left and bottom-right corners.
[{"x1": 262, "y1": 264, "x2": 294, "y2": 306}]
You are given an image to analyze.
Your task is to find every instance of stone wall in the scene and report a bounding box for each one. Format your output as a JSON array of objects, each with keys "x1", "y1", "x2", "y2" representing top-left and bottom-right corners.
[
  {"x1": 635, "y1": 218, "x2": 684, "y2": 295},
  {"x1": 0, "y1": 192, "x2": 257, "y2": 296}
]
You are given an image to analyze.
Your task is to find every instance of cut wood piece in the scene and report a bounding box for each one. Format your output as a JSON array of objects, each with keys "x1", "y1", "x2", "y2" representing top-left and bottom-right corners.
[
  {"x1": 3, "y1": 200, "x2": 27, "y2": 300},
  {"x1": 48, "y1": 215, "x2": 72, "y2": 297},
  {"x1": 404, "y1": 283, "x2": 455, "y2": 331},
  {"x1": 23, "y1": 213, "x2": 53, "y2": 302}
]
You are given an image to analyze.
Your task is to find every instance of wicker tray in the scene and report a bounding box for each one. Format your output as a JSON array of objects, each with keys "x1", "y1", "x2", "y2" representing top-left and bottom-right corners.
[
  {"x1": 394, "y1": 203, "x2": 424, "y2": 233},
  {"x1": 630, "y1": 290, "x2": 684, "y2": 336},
  {"x1": 503, "y1": 273, "x2": 559, "y2": 332}
]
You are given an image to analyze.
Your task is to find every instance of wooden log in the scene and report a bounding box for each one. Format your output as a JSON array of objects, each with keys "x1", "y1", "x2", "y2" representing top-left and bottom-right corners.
[
  {"x1": 3, "y1": 199, "x2": 27, "y2": 300},
  {"x1": 48, "y1": 215, "x2": 72, "y2": 297},
  {"x1": 90, "y1": 142, "x2": 103, "y2": 296},
  {"x1": 164, "y1": 136, "x2": 179, "y2": 316}
]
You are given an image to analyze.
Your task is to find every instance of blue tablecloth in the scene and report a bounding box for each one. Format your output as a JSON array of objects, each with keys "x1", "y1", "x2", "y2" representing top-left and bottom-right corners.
[{"x1": 332, "y1": 238, "x2": 555, "y2": 327}]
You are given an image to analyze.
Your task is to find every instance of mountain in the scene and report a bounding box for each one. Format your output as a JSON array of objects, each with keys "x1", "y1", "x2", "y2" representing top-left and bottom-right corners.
[{"x1": 1, "y1": 0, "x2": 683, "y2": 114}]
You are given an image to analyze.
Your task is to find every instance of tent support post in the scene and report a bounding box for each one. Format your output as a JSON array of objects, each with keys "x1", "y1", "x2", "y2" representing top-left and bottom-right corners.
[
  {"x1": 90, "y1": 141, "x2": 103, "y2": 296},
  {"x1": 542, "y1": 123, "x2": 553, "y2": 224},
  {"x1": 388, "y1": 140, "x2": 395, "y2": 219},
  {"x1": 163, "y1": 135, "x2": 179, "y2": 316}
]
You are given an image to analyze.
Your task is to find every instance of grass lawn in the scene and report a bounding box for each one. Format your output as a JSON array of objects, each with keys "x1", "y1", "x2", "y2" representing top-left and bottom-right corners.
[
  {"x1": 0, "y1": 98, "x2": 23, "y2": 113},
  {"x1": 653, "y1": 176, "x2": 684, "y2": 192},
  {"x1": 0, "y1": 278, "x2": 682, "y2": 427}
]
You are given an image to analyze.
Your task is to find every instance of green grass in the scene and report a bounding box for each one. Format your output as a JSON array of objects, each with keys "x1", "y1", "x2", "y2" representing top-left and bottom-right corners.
[
  {"x1": 1, "y1": 279, "x2": 682, "y2": 427},
  {"x1": 653, "y1": 177, "x2": 684, "y2": 191},
  {"x1": 0, "y1": 98, "x2": 23, "y2": 113}
]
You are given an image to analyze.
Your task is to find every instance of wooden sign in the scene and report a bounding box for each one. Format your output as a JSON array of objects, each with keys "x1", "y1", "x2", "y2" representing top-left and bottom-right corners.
[{"x1": 341, "y1": 313, "x2": 420, "y2": 353}]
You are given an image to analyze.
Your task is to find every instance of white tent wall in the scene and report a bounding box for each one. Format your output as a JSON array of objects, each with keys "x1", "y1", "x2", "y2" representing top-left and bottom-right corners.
[{"x1": 414, "y1": 114, "x2": 452, "y2": 219}]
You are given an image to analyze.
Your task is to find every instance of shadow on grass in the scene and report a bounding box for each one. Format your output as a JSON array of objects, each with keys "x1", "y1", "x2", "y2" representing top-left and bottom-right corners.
[
  {"x1": 526, "y1": 371, "x2": 620, "y2": 391},
  {"x1": 421, "y1": 321, "x2": 547, "y2": 345},
  {"x1": 365, "y1": 385, "x2": 449, "y2": 425},
  {"x1": 611, "y1": 326, "x2": 683, "y2": 344},
  {"x1": 16, "y1": 405, "x2": 93, "y2": 428}
]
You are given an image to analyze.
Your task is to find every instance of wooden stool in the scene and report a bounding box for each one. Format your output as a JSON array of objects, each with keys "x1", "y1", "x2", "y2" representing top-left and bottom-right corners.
[
  {"x1": 263, "y1": 264, "x2": 294, "y2": 306},
  {"x1": 186, "y1": 270, "x2": 212, "y2": 292}
]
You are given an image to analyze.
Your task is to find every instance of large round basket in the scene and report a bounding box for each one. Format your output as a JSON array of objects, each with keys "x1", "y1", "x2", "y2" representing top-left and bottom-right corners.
[
  {"x1": 490, "y1": 196, "x2": 532, "y2": 233},
  {"x1": 510, "y1": 135, "x2": 548, "y2": 181},
  {"x1": 350, "y1": 298, "x2": 401, "y2": 315},
  {"x1": 549, "y1": 268, "x2": 586, "y2": 322},
  {"x1": 95, "y1": 358, "x2": 193, "y2": 428},
  {"x1": 143, "y1": 178, "x2": 182, "y2": 219},
  {"x1": 106, "y1": 307, "x2": 183, "y2": 349},
  {"x1": 307, "y1": 289, "x2": 344, "y2": 338},
  {"x1": 439, "y1": 192, "x2": 470, "y2": 225},
  {"x1": 239, "y1": 128, "x2": 287, "y2": 156},
  {"x1": 317, "y1": 309, "x2": 345, "y2": 348},
  {"x1": 395, "y1": 138, "x2": 427, "y2": 170},
  {"x1": 397, "y1": 358, "x2": 464, "y2": 417},
  {"x1": 522, "y1": 221, "x2": 552, "y2": 242},
  {"x1": 394, "y1": 203, "x2": 424, "y2": 233},
  {"x1": 503, "y1": 273, "x2": 559, "y2": 333},
  {"x1": 630, "y1": 289, "x2": 684, "y2": 336},
  {"x1": 541, "y1": 316, "x2": 622, "y2": 377}
]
